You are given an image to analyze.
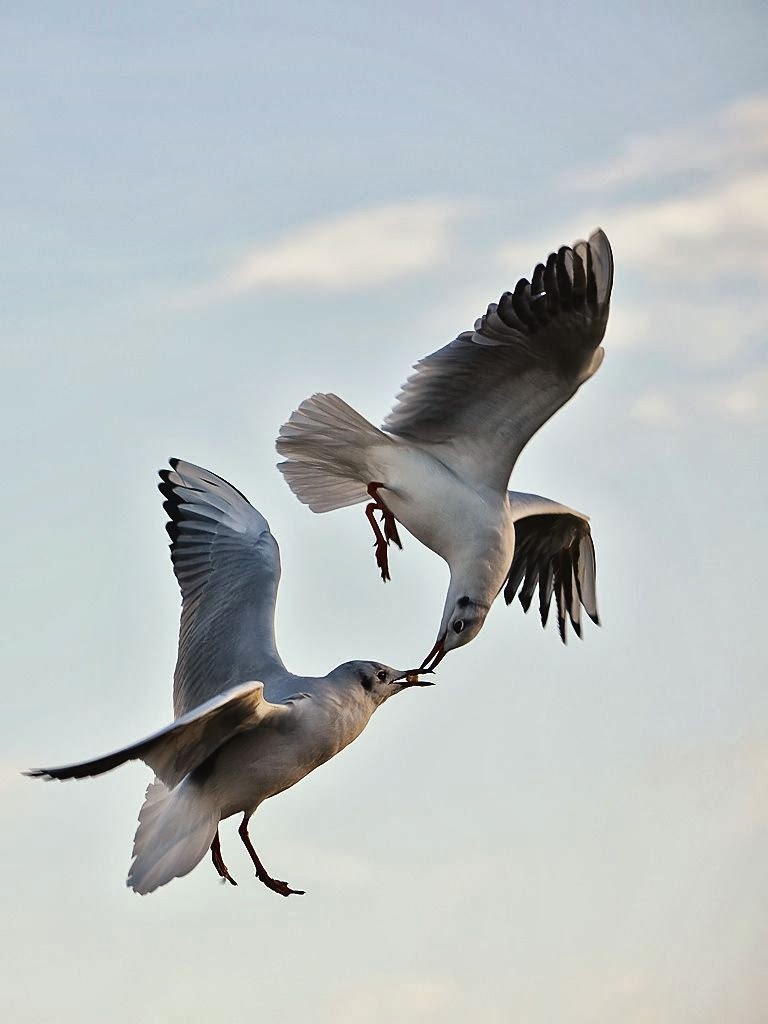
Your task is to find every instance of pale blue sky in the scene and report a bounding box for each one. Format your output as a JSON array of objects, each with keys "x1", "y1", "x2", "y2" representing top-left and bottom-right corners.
[{"x1": 2, "y1": 2, "x2": 767, "y2": 1022}]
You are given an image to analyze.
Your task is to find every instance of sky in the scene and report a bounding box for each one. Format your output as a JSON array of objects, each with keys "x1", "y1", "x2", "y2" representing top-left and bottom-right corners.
[{"x1": 2, "y1": 1, "x2": 767, "y2": 1020}]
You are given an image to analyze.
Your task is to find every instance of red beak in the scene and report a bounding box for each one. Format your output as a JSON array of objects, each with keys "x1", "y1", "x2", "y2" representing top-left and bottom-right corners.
[{"x1": 419, "y1": 635, "x2": 446, "y2": 673}]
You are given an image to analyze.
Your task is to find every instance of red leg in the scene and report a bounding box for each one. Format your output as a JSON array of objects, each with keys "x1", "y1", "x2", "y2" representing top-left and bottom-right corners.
[
  {"x1": 365, "y1": 502, "x2": 391, "y2": 581},
  {"x1": 368, "y1": 482, "x2": 402, "y2": 548},
  {"x1": 238, "y1": 815, "x2": 305, "y2": 897},
  {"x1": 210, "y1": 827, "x2": 237, "y2": 886},
  {"x1": 381, "y1": 511, "x2": 402, "y2": 549},
  {"x1": 364, "y1": 482, "x2": 403, "y2": 582}
]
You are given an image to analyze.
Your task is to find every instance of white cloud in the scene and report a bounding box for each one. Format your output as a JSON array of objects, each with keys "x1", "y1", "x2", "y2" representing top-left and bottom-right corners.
[
  {"x1": 496, "y1": 174, "x2": 768, "y2": 371},
  {"x1": 630, "y1": 390, "x2": 683, "y2": 429},
  {"x1": 499, "y1": 168, "x2": 768, "y2": 289},
  {"x1": 632, "y1": 366, "x2": 768, "y2": 430},
  {"x1": 707, "y1": 366, "x2": 768, "y2": 424},
  {"x1": 205, "y1": 199, "x2": 470, "y2": 298},
  {"x1": 620, "y1": 294, "x2": 768, "y2": 368},
  {"x1": 607, "y1": 167, "x2": 768, "y2": 367},
  {"x1": 410, "y1": 147, "x2": 768, "y2": 390},
  {"x1": 602, "y1": 170, "x2": 768, "y2": 280},
  {"x1": 565, "y1": 93, "x2": 768, "y2": 191},
  {"x1": 496, "y1": 95, "x2": 768, "y2": 378}
]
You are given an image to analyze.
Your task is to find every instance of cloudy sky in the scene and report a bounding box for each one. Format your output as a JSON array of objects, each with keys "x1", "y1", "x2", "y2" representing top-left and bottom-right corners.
[{"x1": 2, "y1": 2, "x2": 766, "y2": 1021}]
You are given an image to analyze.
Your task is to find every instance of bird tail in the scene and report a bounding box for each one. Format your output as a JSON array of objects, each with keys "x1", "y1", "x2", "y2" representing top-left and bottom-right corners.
[
  {"x1": 276, "y1": 393, "x2": 392, "y2": 513},
  {"x1": 127, "y1": 777, "x2": 219, "y2": 895}
]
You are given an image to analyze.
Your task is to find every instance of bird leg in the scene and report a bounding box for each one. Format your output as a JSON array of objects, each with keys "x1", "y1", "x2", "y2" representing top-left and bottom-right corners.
[
  {"x1": 369, "y1": 482, "x2": 402, "y2": 549},
  {"x1": 238, "y1": 815, "x2": 305, "y2": 897},
  {"x1": 210, "y1": 827, "x2": 237, "y2": 886},
  {"x1": 365, "y1": 482, "x2": 402, "y2": 582},
  {"x1": 365, "y1": 502, "x2": 391, "y2": 582}
]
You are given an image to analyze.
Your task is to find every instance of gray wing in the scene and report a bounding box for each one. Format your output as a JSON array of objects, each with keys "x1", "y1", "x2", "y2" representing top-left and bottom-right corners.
[
  {"x1": 26, "y1": 682, "x2": 290, "y2": 789},
  {"x1": 504, "y1": 512, "x2": 599, "y2": 643},
  {"x1": 159, "y1": 460, "x2": 287, "y2": 716},
  {"x1": 383, "y1": 229, "x2": 613, "y2": 493}
]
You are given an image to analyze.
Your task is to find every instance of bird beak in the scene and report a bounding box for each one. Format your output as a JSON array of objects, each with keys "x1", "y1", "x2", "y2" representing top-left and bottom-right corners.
[
  {"x1": 392, "y1": 669, "x2": 435, "y2": 688},
  {"x1": 418, "y1": 635, "x2": 446, "y2": 673}
]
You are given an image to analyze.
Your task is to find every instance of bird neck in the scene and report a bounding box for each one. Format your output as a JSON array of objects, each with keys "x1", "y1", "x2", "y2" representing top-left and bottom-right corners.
[
  {"x1": 449, "y1": 558, "x2": 501, "y2": 604},
  {"x1": 302, "y1": 681, "x2": 375, "y2": 762}
]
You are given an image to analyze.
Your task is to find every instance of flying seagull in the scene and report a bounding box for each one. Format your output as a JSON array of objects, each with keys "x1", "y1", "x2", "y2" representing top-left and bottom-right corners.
[
  {"x1": 277, "y1": 229, "x2": 613, "y2": 670},
  {"x1": 27, "y1": 460, "x2": 429, "y2": 896}
]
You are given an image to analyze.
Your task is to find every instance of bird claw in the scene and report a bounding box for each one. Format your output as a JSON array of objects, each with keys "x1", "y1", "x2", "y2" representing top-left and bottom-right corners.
[
  {"x1": 366, "y1": 487, "x2": 401, "y2": 581},
  {"x1": 259, "y1": 874, "x2": 305, "y2": 897},
  {"x1": 373, "y1": 540, "x2": 391, "y2": 582},
  {"x1": 379, "y1": 509, "x2": 402, "y2": 550},
  {"x1": 211, "y1": 830, "x2": 238, "y2": 886}
]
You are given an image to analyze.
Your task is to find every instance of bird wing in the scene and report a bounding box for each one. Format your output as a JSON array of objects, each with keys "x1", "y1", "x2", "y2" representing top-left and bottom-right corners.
[
  {"x1": 159, "y1": 459, "x2": 288, "y2": 716},
  {"x1": 504, "y1": 495, "x2": 599, "y2": 643},
  {"x1": 382, "y1": 229, "x2": 613, "y2": 493},
  {"x1": 26, "y1": 682, "x2": 291, "y2": 789}
]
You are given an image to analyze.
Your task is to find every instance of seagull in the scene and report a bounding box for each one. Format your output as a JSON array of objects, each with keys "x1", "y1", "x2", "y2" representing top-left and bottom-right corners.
[
  {"x1": 277, "y1": 229, "x2": 613, "y2": 671},
  {"x1": 27, "y1": 459, "x2": 430, "y2": 896}
]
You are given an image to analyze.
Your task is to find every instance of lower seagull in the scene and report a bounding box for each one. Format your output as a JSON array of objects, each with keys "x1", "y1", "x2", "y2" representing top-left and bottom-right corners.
[{"x1": 26, "y1": 459, "x2": 430, "y2": 896}]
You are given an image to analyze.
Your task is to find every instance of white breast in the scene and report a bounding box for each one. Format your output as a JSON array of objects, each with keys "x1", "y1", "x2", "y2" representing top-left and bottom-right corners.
[
  {"x1": 210, "y1": 689, "x2": 374, "y2": 818},
  {"x1": 373, "y1": 440, "x2": 512, "y2": 569}
]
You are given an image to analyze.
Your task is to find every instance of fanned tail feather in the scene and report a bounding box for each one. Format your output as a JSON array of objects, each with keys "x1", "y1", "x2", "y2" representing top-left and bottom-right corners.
[
  {"x1": 127, "y1": 778, "x2": 219, "y2": 895},
  {"x1": 278, "y1": 461, "x2": 370, "y2": 513},
  {"x1": 276, "y1": 393, "x2": 392, "y2": 513}
]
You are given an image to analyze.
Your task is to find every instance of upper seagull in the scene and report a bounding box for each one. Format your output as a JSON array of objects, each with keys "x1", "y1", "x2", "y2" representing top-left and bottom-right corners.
[
  {"x1": 27, "y1": 460, "x2": 429, "y2": 896},
  {"x1": 277, "y1": 229, "x2": 613, "y2": 670}
]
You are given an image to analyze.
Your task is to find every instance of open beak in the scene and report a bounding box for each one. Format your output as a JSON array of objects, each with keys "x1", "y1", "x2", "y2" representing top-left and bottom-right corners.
[
  {"x1": 392, "y1": 669, "x2": 435, "y2": 688},
  {"x1": 418, "y1": 635, "x2": 446, "y2": 673}
]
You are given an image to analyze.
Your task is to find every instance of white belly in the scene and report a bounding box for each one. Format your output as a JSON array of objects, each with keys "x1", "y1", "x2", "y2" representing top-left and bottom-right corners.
[
  {"x1": 208, "y1": 694, "x2": 371, "y2": 818},
  {"x1": 371, "y1": 441, "x2": 512, "y2": 571}
]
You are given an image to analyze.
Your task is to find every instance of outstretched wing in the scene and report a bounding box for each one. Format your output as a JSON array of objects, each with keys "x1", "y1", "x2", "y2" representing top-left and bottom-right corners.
[
  {"x1": 26, "y1": 682, "x2": 289, "y2": 789},
  {"x1": 383, "y1": 229, "x2": 613, "y2": 493},
  {"x1": 504, "y1": 501, "x2": 599, "y2": 643},
  {"x1": 159, "y1": 460, "x2": 287, "y2": 716}
]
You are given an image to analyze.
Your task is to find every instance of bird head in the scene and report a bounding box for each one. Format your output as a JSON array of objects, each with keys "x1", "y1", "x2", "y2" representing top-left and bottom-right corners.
[
  {"x1": 419, "y1": 594, "x2": 490, "y2": 672},
  {"x1": 335, "y1": 661, "x2": 434, "y2": 707}
]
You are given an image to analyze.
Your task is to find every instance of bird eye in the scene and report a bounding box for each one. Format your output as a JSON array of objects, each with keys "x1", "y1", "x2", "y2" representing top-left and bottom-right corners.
[
  {"x1": 453, "y1": 620, "x2": 465, "y2": 634},
  {"x1": 376, "y1": 669, "x2": 387, "y2": 682}
]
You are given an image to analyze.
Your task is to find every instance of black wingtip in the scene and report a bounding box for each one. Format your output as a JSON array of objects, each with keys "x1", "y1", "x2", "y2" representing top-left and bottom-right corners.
[
  {"x1": 23, "y1": 768, "x2": 61, "y2": 781},
  {"x1": 511, "y1": 277, "x2": 538, "y2": 330},
  {"x1": 156, "y1": 459, "x2": 257, "y2": 554},
  {"x1": 158, "y1": 464, "x2": 184, "y2": 544}
]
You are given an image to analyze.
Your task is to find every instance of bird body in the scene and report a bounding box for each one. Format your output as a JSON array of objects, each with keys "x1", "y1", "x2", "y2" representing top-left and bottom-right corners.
[
  {"x1": 369, "y1": 436, "x2": 515, "y2": 571},
  {"x1": 203, "y1": 670, "x2": 400, "y2": 820},
  {"x1": 277, "y1": 229, "x2": 613, "y2": 667},
  {"x1": 28, "y1": 461, "x2": 429, "y2": 895}
]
